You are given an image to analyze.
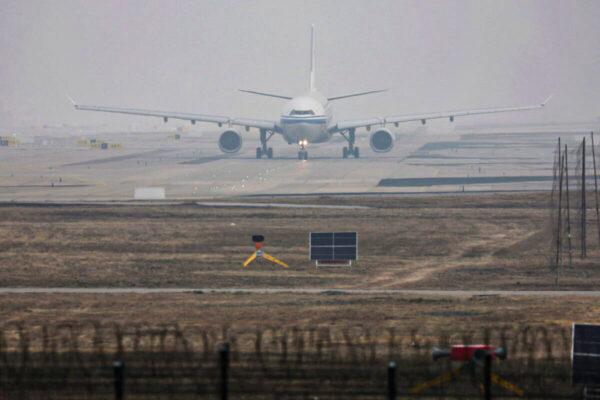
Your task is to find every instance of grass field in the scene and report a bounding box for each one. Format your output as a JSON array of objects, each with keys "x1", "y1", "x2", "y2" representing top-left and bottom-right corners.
[
  {"x1": 0, "y1": 193, "x2": 598, "y2": 289},
  {"x1": 1, "y1": 292, "x2": 597, "y2": 331},
  {"x1": 1, "y1": 192, "x2": 599, "y2": 335}
]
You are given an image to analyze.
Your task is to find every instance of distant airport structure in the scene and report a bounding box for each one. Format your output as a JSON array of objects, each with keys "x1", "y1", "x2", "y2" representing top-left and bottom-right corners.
[
  {"x1": 71, "y1": 26, "x2": 551, "y2": 160},
  {"x1": 134, "y1": 187, "x2": 166, "y2": 200}
]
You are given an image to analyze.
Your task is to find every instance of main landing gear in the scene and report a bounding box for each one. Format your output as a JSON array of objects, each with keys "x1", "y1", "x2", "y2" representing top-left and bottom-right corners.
[
  {"x1": 256, "y1": 129, "x2": 274, "y2": 159},
  {"x1": 298, "y1": 139, "x2": 308, "y2": 160},
  {"x1": 341, "y1": 128, "x2": 360, "y2": 159}
]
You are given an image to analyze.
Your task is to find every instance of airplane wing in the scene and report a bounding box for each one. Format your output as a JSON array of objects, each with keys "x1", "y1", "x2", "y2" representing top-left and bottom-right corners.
[
  {"x1": 231, "y1": 118, "x2": 277, "y2": 131},
  {"x1": 71, "y1": 99, "x2": 279, "y2": 131},
  {"x1": 330, "y1": 96, "x2": 552, "y2": 132}
]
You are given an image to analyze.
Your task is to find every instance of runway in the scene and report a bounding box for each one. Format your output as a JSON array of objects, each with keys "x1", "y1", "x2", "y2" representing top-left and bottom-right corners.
[
  {"x1": 2, "y1": 287, "x2": 600, "y2": 297},
  {"x1": 0, "y1": 126, "x2": 589, "y2": 201}
]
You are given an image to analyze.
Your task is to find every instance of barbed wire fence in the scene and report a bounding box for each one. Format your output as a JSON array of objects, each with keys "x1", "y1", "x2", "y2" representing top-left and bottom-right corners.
[
  {"x1": 0, "y1": 322, "x2": 584, "y2": 399},
  {"x1": 591, "y1": 132, "x2": 600, "y2": 249},
  {"x1": 574, "y1": 138, "x2": 587, "y2": 258},
  {"x1": 549, "y1": 132, "x2": 600, "y2": 281},
  {"x1": 549, "y1": 137, "x2": 562, "y2": 277}
]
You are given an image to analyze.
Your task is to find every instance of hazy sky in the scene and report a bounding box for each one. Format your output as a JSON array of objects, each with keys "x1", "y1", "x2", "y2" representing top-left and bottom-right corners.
[{"x1": 1, "y1": 0, "x2": 600, "y2": 128}]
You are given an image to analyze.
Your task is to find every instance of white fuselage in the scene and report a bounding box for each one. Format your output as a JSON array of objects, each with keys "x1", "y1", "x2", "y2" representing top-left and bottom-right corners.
[{"x1": 279, "y1": 91, "x2": 333, "y2": 144}]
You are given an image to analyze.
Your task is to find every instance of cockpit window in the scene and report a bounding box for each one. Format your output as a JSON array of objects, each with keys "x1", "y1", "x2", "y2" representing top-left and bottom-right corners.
[{"x1": 290, "y1": 109, "x2": 315, "y2": 115}]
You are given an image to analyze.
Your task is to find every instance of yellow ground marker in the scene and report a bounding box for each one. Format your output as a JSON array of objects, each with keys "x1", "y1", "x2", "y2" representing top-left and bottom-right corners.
[
  {"x1": 243, "y1": 250, "x2": 288, "y2": 269},
  {"x1": 492, "y1": 373, "x2": 524, "y2": 396},
  {"x1": 410, "y1": 366, "x2": 462, "y2": 394}
]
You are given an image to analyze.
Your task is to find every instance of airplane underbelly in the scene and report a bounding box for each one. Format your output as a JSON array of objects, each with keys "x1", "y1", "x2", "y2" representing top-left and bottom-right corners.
[{"x1": 282, "y1": 122, "x2": 329, "y2": 144}]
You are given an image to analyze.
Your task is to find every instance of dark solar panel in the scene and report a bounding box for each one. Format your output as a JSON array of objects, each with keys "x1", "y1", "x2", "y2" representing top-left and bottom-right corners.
[
  {"x1": 333, "y1": 233, "x2": 357, "y2": 246},
  {"x1": 310, "y1": 232, "x2": 357, "y2": 261},
  {"x1": 310, "y1": 233, "x2": 333, "y2": 246},
  {"x1": 310, "y1": 247, "x2": 334, "y2": 260},
  {"x1": 333, "y1": 247, "x2": 357, "y2": 260},
  {"x1": 572, "y1": 323, "x2": 600, "y2": 385}
]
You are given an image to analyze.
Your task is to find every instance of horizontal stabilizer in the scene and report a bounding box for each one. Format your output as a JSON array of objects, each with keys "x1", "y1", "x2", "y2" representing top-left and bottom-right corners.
[
  {"x1": 328, "y1": 89, "x2": 387, "y2": 101},
  {"x1": 239, "y1": 89, "x2": 292, "y2": 100}
]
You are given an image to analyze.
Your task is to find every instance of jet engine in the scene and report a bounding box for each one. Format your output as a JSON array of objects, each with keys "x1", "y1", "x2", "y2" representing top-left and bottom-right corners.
[
  {"x1": 369, "y1": 129, "x2": 394, "y2": 153},
  {"x1": 218, "y1": 130, "x2": 243, "y2": 153}
]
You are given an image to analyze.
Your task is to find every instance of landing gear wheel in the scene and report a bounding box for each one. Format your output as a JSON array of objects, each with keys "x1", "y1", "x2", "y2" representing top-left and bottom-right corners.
[
  {"x1": 341, "y1": 128, "x2": 358, "y2": 159},
  {"x1": 298, "y1": 150, "x2": 308, "y2": 160},
  {"x1": 266, "y1": 147, "x2": 273, "y2": 159},
  {"x1": 256, "y1": 147, "x2": 263, "y2": 159}
]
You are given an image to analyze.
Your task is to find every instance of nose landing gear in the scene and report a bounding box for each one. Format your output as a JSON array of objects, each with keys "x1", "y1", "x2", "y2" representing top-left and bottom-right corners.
[
  {"x1": 341, "y1": 128, "x2": 360, "y2": 159},
  {"x1": 298, "y1": 140, "x2": 308, "y2": 160},
  {"x1": 256, "y1": 129, "x2": 274, "y2": 159}
]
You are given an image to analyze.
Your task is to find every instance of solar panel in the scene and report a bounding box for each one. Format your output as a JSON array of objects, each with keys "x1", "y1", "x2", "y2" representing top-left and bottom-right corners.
[
  {"x1": 572, "y1": 323, "x2": 600, "y2": 385},
  {"x1": 309, "y1": 232, "x2": 357, "y2": 262}
]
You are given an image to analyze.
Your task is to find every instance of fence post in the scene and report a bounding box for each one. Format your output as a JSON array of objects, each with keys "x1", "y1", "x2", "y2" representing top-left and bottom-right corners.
[
  {"x1": 387, "y1": 361, "x2": 397, "y2": 400},
  {"x1": 582, "y1": 137, "x2": 587, "y2": 258},
  {"x1": 113, "y1": 360, "x2": 125, "y2": 400},
  {"x1": 219, "y1": 343, "x2": 230, "y2": 400},
  {"x1": 483, "y1": 354, "x2": 492, "y2": 400}
]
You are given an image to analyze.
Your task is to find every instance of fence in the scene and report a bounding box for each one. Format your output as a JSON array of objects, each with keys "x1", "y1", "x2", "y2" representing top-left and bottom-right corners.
[
  {"x1": 0, "y1": 323, "x2": 587, "y2": 399},
  {"x1": 548, "y1": 133, "x2": 600, "y2": 276}
]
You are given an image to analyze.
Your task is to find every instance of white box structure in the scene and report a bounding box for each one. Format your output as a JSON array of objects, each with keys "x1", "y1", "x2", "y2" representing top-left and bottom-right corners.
[{"x1": 134, "y1": 187, "x2": 166, "y2": 200}]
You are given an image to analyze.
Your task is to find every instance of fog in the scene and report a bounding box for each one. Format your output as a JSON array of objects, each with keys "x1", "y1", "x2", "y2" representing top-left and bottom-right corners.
[{"x1": 1, "y1": 0, "x2": 600, "y2": 128}]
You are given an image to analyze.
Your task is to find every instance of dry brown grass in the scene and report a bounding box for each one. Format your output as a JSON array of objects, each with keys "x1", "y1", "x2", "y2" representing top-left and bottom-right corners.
[
  {"x1": 1, "y1": 193, "x2": 597, "y2": 399},
  {"x1": 0, "y1": 192, "x2": 598, "y2": 290},
  {"x1": 0, "y1": 292, "x2": 598, "y2": 353},
  {"x1": 0, "y1": 192, "x2": 599, "y2": 334}
]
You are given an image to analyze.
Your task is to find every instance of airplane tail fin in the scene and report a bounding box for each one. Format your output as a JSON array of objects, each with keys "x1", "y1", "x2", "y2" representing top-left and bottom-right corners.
[{"x1": 310, "y1": 24, "x2": 316, "y2": 92}]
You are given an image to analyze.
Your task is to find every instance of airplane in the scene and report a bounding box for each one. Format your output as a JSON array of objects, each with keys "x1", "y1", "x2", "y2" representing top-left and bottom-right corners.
[{"x1": 71, "y1": 25, "x2": 551, "y2": 161}]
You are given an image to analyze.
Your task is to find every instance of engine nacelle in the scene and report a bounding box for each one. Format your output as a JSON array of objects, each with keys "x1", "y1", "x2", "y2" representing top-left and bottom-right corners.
[
  {"x1": 369, "y1": 129, "x2": 394, "y2": 153},
  {"x1": 218, "y1": 130, "x2": 243, "y2": 153}
]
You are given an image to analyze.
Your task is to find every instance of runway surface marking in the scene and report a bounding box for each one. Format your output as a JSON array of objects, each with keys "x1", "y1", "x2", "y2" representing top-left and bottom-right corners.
[
  {"x1": 61, "y1": 149, "x2": 178, "y2": 167},
  {"x1": 1, "y1": 288, "x2": 599, "y2": 297}
]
